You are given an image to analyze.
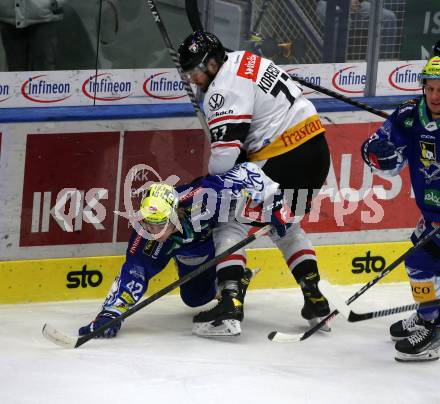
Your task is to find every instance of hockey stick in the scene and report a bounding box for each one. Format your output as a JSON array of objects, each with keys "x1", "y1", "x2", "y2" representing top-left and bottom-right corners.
[
  {"x1": 250, "y1": 0, "x2": 272, "y2": 35},
  {"x1": 145, "y1": 0, "x2": 210, "y2": 137},
  {"x1": 319, "y1": 280, "x2": 440, "y2": 323},
  {"x1": 268, "y1": 225, "x2": 440, "y2": 343},
  {"x1": 185, "y1": 0, "x2": 203, "y2": 31},
  {"x1": 289, "y1": 76, "x2": 390, "y2": 119},
  {"x1": 183, "y1": 0, "x2": 390, "y2": 120},
  {"x1": 42, "y1": 224, "x2": 271, "y2": 349}
]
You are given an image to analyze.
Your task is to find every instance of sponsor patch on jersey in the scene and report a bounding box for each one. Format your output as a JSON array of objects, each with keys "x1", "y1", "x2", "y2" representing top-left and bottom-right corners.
[
  {"x1": 424, "y1": 189, "x2": 440, "y2": 207},
  {"x1": 129, "y1": 233, "x2": 143, "y2": 255},
  {"x1": 208, "y1": 93, "x2": 225, "y2": 111},
  {"x1": 248, "y1": 114, "x2": 325, "y2": 161},
  {"x1": 129, "y1": 265, "x2": 146, "y2": 281},
  {"x1": 180, "y1": 186, "x2": 204, "y2": 203},
  {"x1": 420, "y1": 141, "x2": 436, "y2": 167},
  {"x1": 403, "y1": 118, "x2": 414, "y2": 128},
  {"x1": 121, "y1": 291, "x2": 135, "y2": 305},
  {"x1": 143, "y1": 239, "x2": 162, "y2": 258},
  {"x1": 207, "y1": 109, "x2": 235, "y2": 122},
  {"x1": 237, "y1": 51, "x2": 261, "y2": 82}
]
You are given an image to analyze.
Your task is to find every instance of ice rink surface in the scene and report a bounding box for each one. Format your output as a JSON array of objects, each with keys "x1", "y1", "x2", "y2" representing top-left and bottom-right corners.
[{"x1": 1, "y1": 283, "x2": 439, "y2": 404}]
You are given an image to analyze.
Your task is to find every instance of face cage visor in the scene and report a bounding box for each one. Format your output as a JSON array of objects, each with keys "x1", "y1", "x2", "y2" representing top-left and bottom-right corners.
[{"x1": 182, "y1": 61, "x2": 209, "y2": 82}]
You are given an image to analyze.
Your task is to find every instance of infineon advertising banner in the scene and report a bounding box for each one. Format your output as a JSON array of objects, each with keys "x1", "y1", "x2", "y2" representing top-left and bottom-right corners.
[{"x1": 0, "y1": 61, "x2": 426, "y2": 108}]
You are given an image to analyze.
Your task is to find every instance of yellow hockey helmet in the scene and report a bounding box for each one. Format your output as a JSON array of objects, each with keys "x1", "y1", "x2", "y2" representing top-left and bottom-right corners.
[
  {"x1": 140, "y1": 183, "x2": 178, "y2": 225},
  {"x1": 420, "y1": 56, "x2": 440, "y2": 83}
]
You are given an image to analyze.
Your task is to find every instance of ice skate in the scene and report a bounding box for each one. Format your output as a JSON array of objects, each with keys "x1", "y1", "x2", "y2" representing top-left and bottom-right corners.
[
  {"x1": 192, "y1": 289, "x2": 244, "y2": 337},
  {"x1": 192, "y1": 268, "x2": 259, "y2": 337},
  {"x1": 395, "y1": 317, "x2": 440, "y2": 362},
  {"x1": 300, "y1": 274, "x2": 331, "y2": 332},
  {"x1": 390, "y1": 312, "x2": 425, "y2": 341}
]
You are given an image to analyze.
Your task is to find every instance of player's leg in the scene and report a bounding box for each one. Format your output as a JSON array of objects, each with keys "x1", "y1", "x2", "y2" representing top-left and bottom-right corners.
[
  {"x1": 176, "y1": 238, "x2": 218, "y2": 308},
  {"x1": 391, "y1": 221, "x2": 440, "y2": 340},
  {"x1": 192, "y1": 218, "x2": 251, "y2": 337},
  {"x1": 394, "y1": 246, "x2": 440, "y2": 362},
  {"x1": 270, "y1": 223, "x2": 330, "y2": 324},
  {"x1": 261, "y1": 134, "x2": 331, "y2": 325}
]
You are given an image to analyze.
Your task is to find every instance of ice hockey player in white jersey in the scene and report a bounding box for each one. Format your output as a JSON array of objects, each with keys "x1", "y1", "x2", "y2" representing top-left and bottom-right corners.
[
  {"x1": 178, "y1": 31, "x2": 331, "y2": 333},
  {"x1": 362, "y1": 56, "x2": 440, "y2": 362}
]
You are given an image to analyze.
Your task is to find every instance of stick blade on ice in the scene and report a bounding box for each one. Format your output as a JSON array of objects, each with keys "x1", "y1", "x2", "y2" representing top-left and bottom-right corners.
[
  {"x1": 267, "y1": 330, "x2": 302, "y2": 343},
  {"x1": 42, "y1": 323, "x2": 78, "y2": 349}
]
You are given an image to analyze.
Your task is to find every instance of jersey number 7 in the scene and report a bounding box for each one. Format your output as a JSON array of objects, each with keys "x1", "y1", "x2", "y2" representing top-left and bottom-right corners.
[{"x1": 270, "y1": 72, "x2": 295, "y2": 108}]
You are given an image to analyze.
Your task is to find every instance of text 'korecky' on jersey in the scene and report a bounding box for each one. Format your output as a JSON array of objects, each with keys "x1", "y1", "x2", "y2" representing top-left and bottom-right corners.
[{"x1": 257, "y1": 63, "x2": 281, "y2": 93}]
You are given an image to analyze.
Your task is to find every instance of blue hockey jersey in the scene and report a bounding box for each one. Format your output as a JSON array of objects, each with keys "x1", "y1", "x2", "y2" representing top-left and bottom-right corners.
[
  {"x1": 372, "y1": 96, "x2": 440, "y2": 223},
  {"x1": 102, "y1": 162, "x2": 278, "y2": 313}
]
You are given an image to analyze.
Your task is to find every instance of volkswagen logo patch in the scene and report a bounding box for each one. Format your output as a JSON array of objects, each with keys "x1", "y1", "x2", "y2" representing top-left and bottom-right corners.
[{"x1": 208, "y1": 93, "x2": 225, "y2": 111}]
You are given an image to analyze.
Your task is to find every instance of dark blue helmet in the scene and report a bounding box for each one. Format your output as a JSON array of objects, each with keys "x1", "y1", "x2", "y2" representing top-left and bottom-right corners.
[{"x1": 178, "y1": 31, "x2": 226, "y2": 71}]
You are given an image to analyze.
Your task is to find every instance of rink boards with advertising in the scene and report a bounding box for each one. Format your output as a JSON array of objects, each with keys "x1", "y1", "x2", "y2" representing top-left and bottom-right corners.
[
  {"x1": 0, "y1": 59, "x2": 425, "y2": 303},
  {"x1": 0, "y1": 111, "x2": 419, "y2": 303},
  {"x1": 0, "y1": 240, "x2": 411, "y2": 304}
]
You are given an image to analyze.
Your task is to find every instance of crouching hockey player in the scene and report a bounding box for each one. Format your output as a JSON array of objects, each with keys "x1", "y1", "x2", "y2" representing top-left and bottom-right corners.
[
  {"x1": 79, "y1": 162, "x2": 288, "y2": 338},
  {"x1": 361, "y1": 56, "x2": 440, "y2": 362}
]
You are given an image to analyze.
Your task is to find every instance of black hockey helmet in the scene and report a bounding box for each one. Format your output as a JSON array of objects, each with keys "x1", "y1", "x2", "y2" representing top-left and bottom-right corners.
[{"x1": 178, "y1": 31, "x2": 226, "y2": 72}]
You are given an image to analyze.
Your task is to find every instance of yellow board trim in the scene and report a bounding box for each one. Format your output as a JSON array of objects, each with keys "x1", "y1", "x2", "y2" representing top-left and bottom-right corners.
[
  {"x1": 248, "y1": 114, "x2": 325, "y2": 161},
  {"x1": 0, "y1": 241, "x2": 411, "y2": 304}
]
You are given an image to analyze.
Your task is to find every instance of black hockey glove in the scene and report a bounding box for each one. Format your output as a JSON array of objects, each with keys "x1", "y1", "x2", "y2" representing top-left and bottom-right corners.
[
  {"x1": 361, "y1": 137, "x2": 400, "y2": 171},
  {"x1": 78, "y1": 310, "x2": 122, "y2": 338}
]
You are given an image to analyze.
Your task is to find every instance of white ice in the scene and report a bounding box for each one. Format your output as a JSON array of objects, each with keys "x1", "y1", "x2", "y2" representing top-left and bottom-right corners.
[{"x1": 1, "y1": 283, "x2": 439, "y2": 404}]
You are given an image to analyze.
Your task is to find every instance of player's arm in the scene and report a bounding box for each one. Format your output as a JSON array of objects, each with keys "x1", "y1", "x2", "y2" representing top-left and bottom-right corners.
[
  {"x1": 78, "y1": 231, "x2": 165, "y2": 338},
  {"x1": 361, "y1": 110, "x2": 408, "y2": 176},
  {"x1": 206, "y1": 86, "x2": 254, "y2": 175},
  {"x1": 200, "y1": 162, "x2": 290, "y2": 237}
]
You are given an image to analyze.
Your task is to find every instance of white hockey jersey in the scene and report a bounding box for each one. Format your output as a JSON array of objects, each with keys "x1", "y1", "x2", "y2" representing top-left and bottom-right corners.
[{"x1": 204, "y1": 51, "x2": 325, "y2": 175}]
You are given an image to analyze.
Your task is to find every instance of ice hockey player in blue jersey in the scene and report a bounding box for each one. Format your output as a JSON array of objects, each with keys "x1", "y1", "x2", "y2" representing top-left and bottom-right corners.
[
  {"x1": 361, "y1": 56, "x2": 440, "y2": 362},
  {"x1": 79, "y1": 162, "x2": 288, "y2": 338}
]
